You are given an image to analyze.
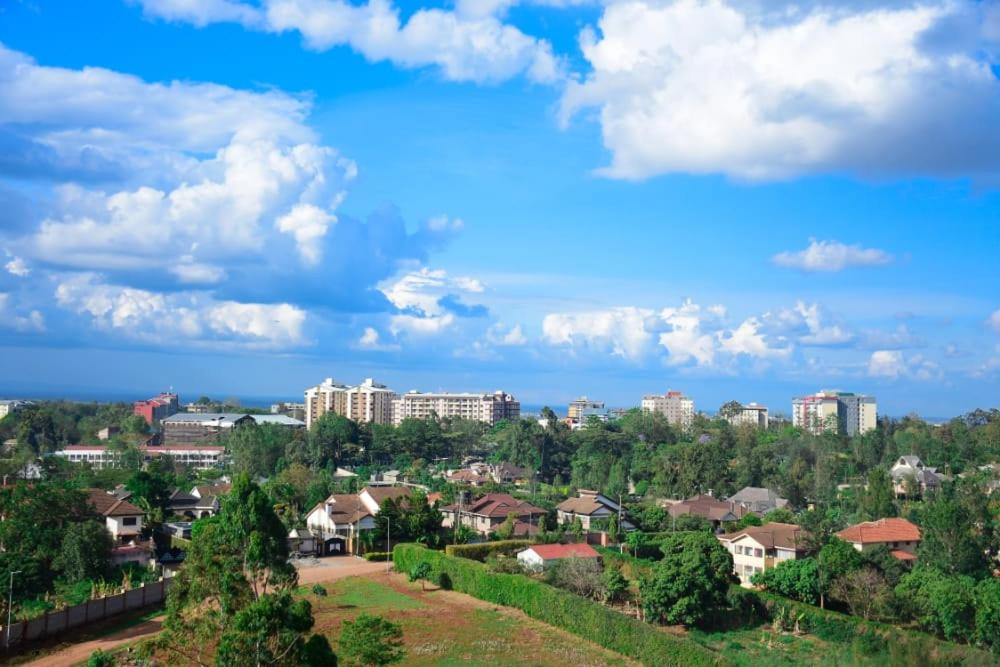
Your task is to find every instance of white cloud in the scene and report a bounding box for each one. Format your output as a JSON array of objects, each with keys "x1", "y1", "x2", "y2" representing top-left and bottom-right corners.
[
  {"x1": 137, "y1": 0, "x2": 562, "y2": 84},
  {"x1": 54, "y1": 274, "x2": 306, "y2": 348},
  {"x1": 658, "y1": 300, "x2": 721, "y2": 366},
  {"x1": 561, "y1": 0, "x2": 1000, "y2": 181},
  {"x1": 0, "y1": 293, "x2": 45, "y2": 333},
  {"x1": 275, "y1": 203, "x2": 337, "y2": 266},
  {"x1": 487, "y1": 322, "x2": 527, "y2": 346},
  {"x1": 543, "y1": 306, "x2": 657, "y2": 360},
  {"x1": 169, "y1": 257, "x2": 227, "y2": 285},
  {"x1": 773, "y1": 239, "x2": 893, "y2": 272},
  {"x1": 989, "y1": 309, "x2": 1000, "y2": 333},
  {"x1": 357, "y1": 326, "x2": 401, "y2": 351},
  {"x1": 390, "y1": 312, "x2": 456, "y2": 336},
  {"x1": 379, "y1": 267, "x2": 486, "y2": 336},
  {"x1": 4, "y1": 255, "x2": 29, "y2": 277},
  {"x1": 764, "y1": 301, "x2": 854, "y2": 346},
  {"x1": 718, "y1": 316, "x2": 792, "y2": 359},
  {"x1": 868, "y1": 349, "x2": 941, "y2": 380}
]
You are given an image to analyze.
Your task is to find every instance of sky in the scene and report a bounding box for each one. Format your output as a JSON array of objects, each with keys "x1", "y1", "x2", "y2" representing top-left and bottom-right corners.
[{"x1": 0, "y1": 0, "x2": 998, "y2": 418}]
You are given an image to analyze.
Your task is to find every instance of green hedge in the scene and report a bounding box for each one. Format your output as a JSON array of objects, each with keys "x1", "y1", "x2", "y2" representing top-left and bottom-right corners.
[
  {"x1": 394, "y1": 543, "x2": 727, "y2": 666},
  {"x1": 363, "y1": 551, "x2": 392, "y2": 561},
  {"x1": 444, "y1": 540, "x2": 533, "y2": 561},
  {"x1": 596, "y1": 546, "x2": 654, "y2": 580}
]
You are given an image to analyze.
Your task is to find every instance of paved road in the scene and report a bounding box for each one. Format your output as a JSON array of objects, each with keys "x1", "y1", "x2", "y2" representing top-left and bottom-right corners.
[{"x1": 24, "y1": 557, "x2": 388, "y2": 666}]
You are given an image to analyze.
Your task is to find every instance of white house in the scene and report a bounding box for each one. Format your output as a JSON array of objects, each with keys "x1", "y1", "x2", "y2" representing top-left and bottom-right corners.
[
  {"x1": 304, "y1": 486, "x2": 412, "y2": 555},
  {"x1": 555, "y1": 490, "x2": 635, "y2": 531},
  {"x1": 86, "y1": 489, "x2": 152, "y2": 567},
  {"x1": 716, "y1": 522, "x2": 809, "y2": 587},
  {"x1": 890, "y1": 456, "x2": 942, "y2": 497},
  {"x1": 516, "y1": 543, "x2": 601, "y2": 572}
]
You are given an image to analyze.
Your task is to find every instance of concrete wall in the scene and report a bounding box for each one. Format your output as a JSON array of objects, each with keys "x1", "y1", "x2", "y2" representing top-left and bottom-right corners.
[{"x1": 1, "y1": 578, "x2": 171, "y2": 650}]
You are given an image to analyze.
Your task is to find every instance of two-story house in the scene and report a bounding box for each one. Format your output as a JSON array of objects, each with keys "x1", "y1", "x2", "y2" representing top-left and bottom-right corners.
[
  {"x1": 86, "y1": 489, "x2": 152, "y2": 567},
  {"x1": 890, "y1": 456, "x2": 942, "y2": 498},
  {"x1": 835, "y1": 517, "x2": 921, "y2": 562},
  {"x1": 556, "y1": 489, "x2": 636, "y2": 531},
  {"x1": 716, "y1": 522, "x2": 810, "y2": 586},
  {"x1": 304, "y1": 486, "x2": 412, "y2": 555},
  {"x1": 440, "y1": 493, "x2": 545, "y2": 536}
]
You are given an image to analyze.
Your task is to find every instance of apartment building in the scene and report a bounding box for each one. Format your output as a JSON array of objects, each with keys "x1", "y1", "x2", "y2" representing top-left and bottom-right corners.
[
  {"x1": 641, "y1": 390, "x2": 694, "y2": 427},
  {"x1": 568, "y1": 397, "x2": 604, "y2": 421},
  {"x1": 792, "y1": 390, "x2": 876, "y2": 436},
  {"x1": 304, "y1": 378, "x2": 349, "y2": 428},
  {"x1": 304, "y1": 377, "x2": 395, "y2": 427},
  {"x1": 54, "y1": 443, "x2": 226, "y2": 470},
  {"x1": 392, "y1": 390, "x2": 519, "y2": 426},
  {"x1": 724, "y1": 402, "x2": 769, "y2": 428},
  {"x1": 133, "y1": 392, "x2": 179, "y2": 427}
]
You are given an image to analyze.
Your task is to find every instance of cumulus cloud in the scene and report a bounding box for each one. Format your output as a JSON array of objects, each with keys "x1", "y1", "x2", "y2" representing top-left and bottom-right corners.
[
  {"x1": 765, "y1": 301, "x2": 855, "y2": 346},
  {"x1": 380, "y1": 267, "x2": 486, "y2": 336},
  {"x1": 658, "y1": 300, "x2": 724, "y2": 366},
  {"x1": 868, "y1": 349, "x2": 941, "y2": 380},
  {"x1": 773, "y1": 239, "x2": 893, "y2": 272},
  {"x1": 487, "y1": 322, "x2": 527, "y2": 346},
  {"x1": 357, "y1": 326, "x2": 400, "y2": 351},
  {"x1": 4, "y1": 254, "x2": 29, "y2": 277},
  {"x1": 54, "y1": 274, "x2": 306, "y2": 348},
  {"x1": 0, "y1": 292, "x2": 45, "y2": 333},
  {"x1": 136, "y1": 0, "x2": 562, "y2": 84},
  {"x1": 543, "y1": 306, "x2": 657, "y2": 360},
  {"x1": 561, "y1": 0, "x2": 1000, "y2": 181}
]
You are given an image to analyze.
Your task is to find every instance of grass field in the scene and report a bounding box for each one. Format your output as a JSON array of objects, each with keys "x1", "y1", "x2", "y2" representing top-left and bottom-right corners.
[{"x1": 305, "y1": 574, "x2": 639, "y2": 667}]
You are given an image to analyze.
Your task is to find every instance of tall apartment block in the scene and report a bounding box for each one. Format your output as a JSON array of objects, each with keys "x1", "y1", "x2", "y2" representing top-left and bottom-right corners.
[
  {"x1": 392, "y1": 390, "x2": 519, "y2": 426},
  {"x1": 792, "y1": 390, "x2": 876, "y2": 436},
  {"x1": 641, "y1": 390, "x2": 694, "y2": 427},
  {"x1": 725, "y1": 402, "x2": 769, "y2": 428},
  {"x1": 304, "y1": 378, "x2": 395, "y2": 427},
  {"x1": 133, "y1": 392, "x2": 179, "y2": 427},
  {"x1": 568, "y1": 396, "x2": 605, "y2": 421}
]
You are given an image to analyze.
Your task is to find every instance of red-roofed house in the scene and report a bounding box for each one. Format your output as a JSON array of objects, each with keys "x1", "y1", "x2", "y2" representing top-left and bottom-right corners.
[
  {"x1": 441, "y1": 493, "x2": 545, "y2": 536},
  {"x1": 835, "y1": 518, "x2": 921, "y2": 560},
  {"x1": 516, "y1": 543, "x2": 600, "y2": 572}
]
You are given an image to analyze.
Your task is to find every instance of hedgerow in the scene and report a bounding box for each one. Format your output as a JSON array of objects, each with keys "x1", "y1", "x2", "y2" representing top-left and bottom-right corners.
[
  {"x1": 394, "y1": 543, "x2": 728, "y2": 666},
  {"x1": 443, "y1": 540, "x2": 533, "y2": 561}
]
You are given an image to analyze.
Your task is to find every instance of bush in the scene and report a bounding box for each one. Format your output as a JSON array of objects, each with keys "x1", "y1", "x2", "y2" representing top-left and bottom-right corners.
[
  {"x1": 311, "y1": 584, "x2": 327, "y2": 596},
  {"x1": 393, "y1": 543, "x2": 725, "y2": 666},
  {"x1": 86, "y1": 650, "x2": 115, "y2": 667},
  {"x1": 444, "y1": 540, "x2": 533, "y2": 561},
  {"x1": 364, "y1": 551, "x2": 392, "y2": 562}
]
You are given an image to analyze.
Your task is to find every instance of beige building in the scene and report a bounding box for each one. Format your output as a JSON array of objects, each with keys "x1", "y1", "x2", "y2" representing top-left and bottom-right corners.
[
  {"x1": 717, "y1": 522, "x2": 809, "y2": 587},
  {"x1": 391, "y1": 390, "x2": 519, "y2": 426},
  {"x1": 568, "y1": 396, "x2": 604, "y2": 421},
  {"x1": 304, "y1": 377, "x2": 396, "y2": 427},
  {"x1": 792, "y1": 390, "x2": 876, "y2": 436},
  {"x1": 725, "y1": 403, "x2": 769, "y2": 428},
  {"x1": 641, "y1": 390, "x2": 694, "y2": 427}
]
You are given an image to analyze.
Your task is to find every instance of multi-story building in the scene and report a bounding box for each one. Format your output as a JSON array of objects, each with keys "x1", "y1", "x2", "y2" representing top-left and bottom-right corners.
[
  {"x1": 568, "y1": 397, "x2": 604, "y2": 421},
  {"x1": 304, "y1": 377, "x2": 349, "y2": 428},
  {"x1": 717, "y1": 522, "x2": 809, "y2": 587},
  {"x1": 0, "y1": 399, "x2": 30, "y2": 420},
  {"x1": 271, "y1": 401, "x2": 306, "y2": 422},
  {"x1": 161, "y1": 413, "x2": 254, "y2": 445},
  {"x1": 641, "y1": 390, "x2": 694, "y2": 427},
  {"x1": 133, "y1": 392, "x2": 179, "y2": 427},
  {"x1": 304, "y1": 378, "x2": 395, "y2": 427},
  {"x1": 792, "y1": 390, "x2": 876, "y2": 436},
  {"x1": 724, "y1": 402, "x2": 769, "y2": 428},
  {"x1": 391, "y1": 390, "x2": 519, "y2": 426},
  {"x1": 54, "y1": 443, "x2": 226, "y2": 470}
]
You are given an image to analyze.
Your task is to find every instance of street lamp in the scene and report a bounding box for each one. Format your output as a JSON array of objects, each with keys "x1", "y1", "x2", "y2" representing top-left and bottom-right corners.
[{"x1": 6, "y1": 570, "x2": 21, "y2": 652}]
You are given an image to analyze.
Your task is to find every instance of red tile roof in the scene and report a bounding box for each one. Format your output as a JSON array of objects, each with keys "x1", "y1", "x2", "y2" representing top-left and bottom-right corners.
[
  {"x1": 86, "y1": 489, "x2": 145, "y2": 517},
  {"x1": 525, "y1": 543, "x2": 600, "y2": 560},
  {"x1": 836, "y1": 518, "x2": 921, "y2": 545},
  {"x1": 891, "y1": 549, "x2": 918, "y2": 561}
]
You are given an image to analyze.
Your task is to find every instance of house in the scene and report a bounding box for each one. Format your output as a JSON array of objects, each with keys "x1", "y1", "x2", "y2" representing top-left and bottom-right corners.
[
  {"x1": 371, "y1": 470, "x2": 403, "y2": 485},
  {"x1": 304, "y1": 486, "x2": 413, "y2": 555},
  {"x1": 332, "y1": 467, "x2": 359, "y2": 480},
  {"x1": 440, "y1": 493, "x2": 546, "y2": 536},
  {"x1": 288, "y1": 527, "x2": 318, "y2": 555},
  {"x1": 192, "y1": 482, "x2": 231, "y2": 499},
  {"x1": 489, "y1": 463, "x2": 532, "y2": 485},
  {"x1": 666, "y1": 494, "x2": 747, "y2": 529},
  {"x1": 167, "y1": 489, "x2": 221, "y2": 518},
  {"x1": 86, "y1": 489, "x2": 152, "y2": 567},
  {"x1": 727, "y1": 487, "x2": 789, "y2": 515},
  {"x1": 717, "y1": 522, "x2": 809, "y2": 587},
  {"x1": 890, "y1": 456, "x2": 942, "y2": 497},
  {"x1": 835, "y1": 518, "x2": 921, "y2": 562},
  {"x1": 446, "y1": 469, "x2": 488, "y2": 486},
  {"x1": 517, "y1": 543, "x2": 601, "y2": 572},
  {"x1": 556, "y1": 490, "x2": 635, "y2": 531}
]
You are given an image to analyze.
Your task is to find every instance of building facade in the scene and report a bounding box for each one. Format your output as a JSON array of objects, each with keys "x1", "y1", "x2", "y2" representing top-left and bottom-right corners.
[
  {"x1": 568, "y1": 397, "x2": 604, "y2": 421},
  {"x1": 161, "y1": 413, "x2": 254, "y2": 446},
  {"x1": 792, "y1": 391, "x2": 876, "y2": 436},
  {"x1": 304, "y1": 377, "x2": 395, "y2": 427},
  {"x1": 392, "y1": 390, "x2": 519, "y2": 426},
  {"x1": 717, "y1": 523, "x2": 809, "y2": 587},
  {"x1": 0, "y1": 400, "x2": 30, "y2": 420},
  {"x1": 641, "y1": 390, "x2": 694, "y2": 427},
  {"x1": 724, "y1": 403, "x2": 769, "y2": 428},
  {"x1": 133, "y1": 393, "x2": 179, "y2": 427}
]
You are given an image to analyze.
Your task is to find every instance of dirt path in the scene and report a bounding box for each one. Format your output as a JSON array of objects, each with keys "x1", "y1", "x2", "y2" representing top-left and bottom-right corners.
[
  {"x1": 21, "y1": 559, "x2": 387, "y2": 667},
  {"x1": 21, "y1": 617, "x2": 164, "y2": 667}
]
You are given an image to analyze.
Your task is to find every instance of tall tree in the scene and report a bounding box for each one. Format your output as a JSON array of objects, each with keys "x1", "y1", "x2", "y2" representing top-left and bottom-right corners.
[
  {"x1": 54, "y1": 520, "x2": 113, "y2": 583},
  {"x1": 640, "y1": 532, "x2": 734, "y2": 626},
  {"x1": 859, "y1": 468, "x2": 896, "y2": 520}
]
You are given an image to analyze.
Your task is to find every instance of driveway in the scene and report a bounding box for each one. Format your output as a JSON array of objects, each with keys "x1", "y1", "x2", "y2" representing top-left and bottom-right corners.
[{"x1": 294, "y1": 556, "x2": 390, "y2": 585}]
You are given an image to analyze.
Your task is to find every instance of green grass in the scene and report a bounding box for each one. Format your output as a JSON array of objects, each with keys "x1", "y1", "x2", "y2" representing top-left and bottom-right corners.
[{"x1": 325, "y1": 576, "x2": 425, "y2": 611}]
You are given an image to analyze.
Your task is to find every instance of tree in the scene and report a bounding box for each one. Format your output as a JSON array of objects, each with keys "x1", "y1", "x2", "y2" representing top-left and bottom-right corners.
[
  {"x1": 607, "y1": 513, "x2": 620, "y2": 544},
  {"x1": 228, "y1": 424, "x2": 295, "y2": 478},
  {"x1": 545, "y1": 557, "x2": 606, "y2": 600},
  {"x1": 974, "y1": 578, "x2": 1000, "y2": 651},
  {"x1": 819, "y1": 538, "x2": 864, "y2": 586},
  {"x1": 895, "y1": 567, "x2": 976, "y2": 643},
  {"x1": 830, "y1": 567, "x2": 893, "y2": 620},
  {"x1": 752, "y1": 558, "x2": 820, "y2": 605},
  {"x1": 859, "y1": 468, "x2": 896, "y2": 520},
  {"x1": 126, "y1": 469, "x2": 174, "y2": 523},
  {"x1": 494, "y1": 512, "x2": 517, "y2": 541},
  {"x1": 215, "y1": 592, "x2": 335, "y2": 666},
  {"x1": 338, "y1": 614, "x2": 405, "y2": 667},
  {"x1": 762, "y1": 507, "x2": 796, "y2": 524},
  {"x1": 718, "y1": 401, "x2": 743, "y2": 420},
  {"x1": 603, "y1": 567, "x2": 629, "y2": 604},
  {"x1": 917, "y1": 486, "x2": 989, "y2": 577},
  {"x1": 408, "y1": 562, "x2": 431, "y2": 591},
  {"x1": 54, "y1": 521, "x2": 113, "y2": 583},
  {"x1": 640, "y1": 532, "x2": 733, "y2": 626}
]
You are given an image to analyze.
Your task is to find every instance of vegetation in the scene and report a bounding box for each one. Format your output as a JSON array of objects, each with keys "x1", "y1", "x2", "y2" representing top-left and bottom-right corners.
[
  {"x1": 640, "y1": 531, "x2": 735, "y2": 625},
  {"x1": 339, "y1": 613, "x2": 405, "y2": 667}
]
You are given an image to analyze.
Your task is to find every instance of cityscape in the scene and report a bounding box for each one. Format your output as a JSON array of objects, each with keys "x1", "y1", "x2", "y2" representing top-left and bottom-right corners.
[{"x1": 1, "y1": 1, "x2": 999, "y2": 665}]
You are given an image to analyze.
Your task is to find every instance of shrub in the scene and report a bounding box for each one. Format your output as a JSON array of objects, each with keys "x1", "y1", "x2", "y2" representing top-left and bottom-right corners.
[
  {"x1": 364, "y1": 551, "x2": 392, "y2": 562},
  {"x1": 311, "y1": 584, "x2": 327, "y2": 596},
  {"x1": 393, "y1": 543, "x2": 725, "y2": 666},
  {"x1": 444, "y1": 540, "x2": 533, "y2": 561}
]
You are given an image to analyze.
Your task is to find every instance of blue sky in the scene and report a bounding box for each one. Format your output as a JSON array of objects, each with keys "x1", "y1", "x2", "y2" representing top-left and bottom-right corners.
[{"x1": 0, "y1": 0, "x2": 998, "y2": 417}]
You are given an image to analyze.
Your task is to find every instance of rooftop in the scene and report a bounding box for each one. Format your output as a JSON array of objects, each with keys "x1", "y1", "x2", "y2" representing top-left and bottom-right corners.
[
  {"x1": 836, "y1": 518, "x2": 921, "y2": 545},
  {"x1": 524, "y1": 543, "x2": 600, "y2": 560}
]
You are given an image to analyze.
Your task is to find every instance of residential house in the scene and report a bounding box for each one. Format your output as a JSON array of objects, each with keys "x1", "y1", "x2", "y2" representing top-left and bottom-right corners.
[
  {"x1": 556, "y1": 489, "x2": 635, "y2": 531},
  {"x1": 167, "y1": 489, "x2": 221, "y2": 518},
  {"x1": 192, "y1": 482, "x2": 231, "y2": 499},
  {"x1": 890, "y1": 456, "x2": 942, "y2": 497},
  {"x1": 516, "y1": 543, "x2": 601, "y2": 572},
  {"x1": 727, "y1": 487, "x2": 789, "y2": 515},
  {"x1": 288, "y1": 527, "x2": 318, "y2": 555},
  {"x1": 666, "y1": 494, "x2": 747, "y2": 529},
  {"x1": 717, "y1": 522, "x2": 809, "y2": 587},
  {"x1": 446, "y1": 468, "x2": 488, "y2": 486},
  {"x1": 86, "y1": 489, "x2": 152, "y2": 567},
  {"x1": 440, "y1": 493, "x2": 545, "y2": 537},
  {"x1": 835, "y1": 518, "x2": 922, "y2": 562},
  {"x1": 304, "y1": 486, "x2": 413, "y2": 555},
  {"x1": 489, "y1": 463, "x2": 532, "y2": 485}
]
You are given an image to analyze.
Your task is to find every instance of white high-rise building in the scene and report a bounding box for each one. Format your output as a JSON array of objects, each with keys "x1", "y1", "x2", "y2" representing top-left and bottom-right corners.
[
  {"x1": 304, "y1": 378, "x2": 396, "y2": 427},
  {"x1": 725, "y1": 403, "x2": 769, "y2": 429},
  {"x1": 392, "y1": 391, "x2": 519, "y2": 426},
  {"x1": 792, "y1": 391, "x2": 876, "y2": 436},
  {"x1": 641, "y1": 390, "x2": 694, "y2": 427}
]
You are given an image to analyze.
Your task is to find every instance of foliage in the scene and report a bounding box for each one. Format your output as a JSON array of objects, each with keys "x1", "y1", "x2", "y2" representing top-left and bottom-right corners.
[
  {"x1": 444, "y1": 540, "x2": 533, "y2": 561},
  {"x1": 916, "y1": 483, "x2": 990, "y2": 577},
  {"x1": 338, "y1": 613, "x2": 405, "y2": 667},
  {"x1": 830, "y1": 567, "x2": 893, "y2": 620},
  {"x1": 752, "y1": 558, "x2": 820, "y2": 605},
  {"x1": 215, "y1": 592, "x2": 336, "y2": 666},
  {"x1": 86, "y1": 649, "x2": 115, "y2": 667},
  {"x1": 895, "y1": 567, "x2": 977, "y2": 643},
  {"x1": 640, "y1": 531, "x2": 734, "y2": 626},
  {"x1": 311, "y1": 584, "x2": 327, "y2": 597},
  {"x1": 393, "y1": 543, "x2": 725, "y2": 666},
  {"x1": 974, "y1": 578, "x2": 1000, "y2": 651},
  {"x1": 408, "y1": 562, "x2": 431, "y2": 583},
  {"x1": 53, "y1": 520, "x2": 113, "y2": 583},
  {"x1": 485, "y1": 553, "x2": 526, "y2": 574},
  {"x1": 545, "y1": 557, "x2": 606, "y2": 600},
  {"x1": 602, "y1": 567, "x2": 630, "y2": 604},
  {"x1": 363, "y1": 552, "x2": 392, "y2": 562}
]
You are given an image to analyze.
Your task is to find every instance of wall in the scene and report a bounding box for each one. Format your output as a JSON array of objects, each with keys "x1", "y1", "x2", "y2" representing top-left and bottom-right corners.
[{"x1": 1, "y1": 579, "x2": 172, "y2": 650}]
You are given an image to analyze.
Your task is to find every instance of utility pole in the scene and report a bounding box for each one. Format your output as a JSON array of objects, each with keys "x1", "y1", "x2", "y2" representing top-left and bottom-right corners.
[
  {"x1": 386, "y1": 516, "x2": 391, "y2": 575},
  {"x1": 6, "y1": 570, "x2": 21, "y2": 652}
]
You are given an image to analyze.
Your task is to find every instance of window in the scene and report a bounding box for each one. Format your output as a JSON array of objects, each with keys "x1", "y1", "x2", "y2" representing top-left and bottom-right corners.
[
  {"x1": 753, "y1": 548, "x2": 763, "y2": 558},
  {"x1": 123, "y1": 517, "x2": 138, "y2": 526}
]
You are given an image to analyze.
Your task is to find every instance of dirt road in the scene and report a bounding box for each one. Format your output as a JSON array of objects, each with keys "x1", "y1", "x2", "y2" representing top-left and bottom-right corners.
[{"x1": 22, "y1": 558, "x2": 388, "y2": 666}]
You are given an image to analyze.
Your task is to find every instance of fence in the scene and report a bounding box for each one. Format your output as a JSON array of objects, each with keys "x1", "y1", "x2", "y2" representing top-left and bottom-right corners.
[{"x1": 1, "y1": 578, "x2": 172, "y2": 650}]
